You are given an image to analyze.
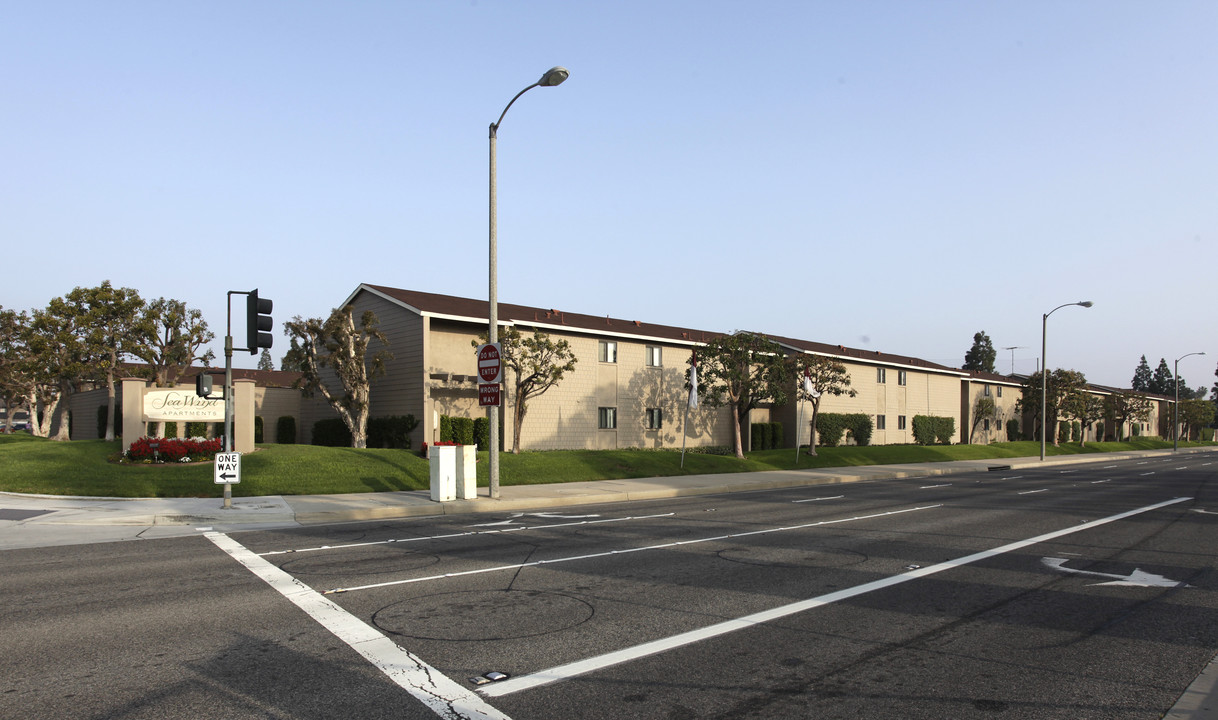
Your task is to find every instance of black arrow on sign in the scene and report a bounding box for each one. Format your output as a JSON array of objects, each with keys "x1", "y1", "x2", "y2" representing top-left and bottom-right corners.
[{"x1": 219, "y1": 473, "x2": 237, "y2": 481}]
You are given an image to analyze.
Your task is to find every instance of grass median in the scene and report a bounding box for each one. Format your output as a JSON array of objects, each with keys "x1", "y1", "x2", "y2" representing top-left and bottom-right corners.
[{"x1": 0, "y1": 433, "x2": 1205, "y2": 499}]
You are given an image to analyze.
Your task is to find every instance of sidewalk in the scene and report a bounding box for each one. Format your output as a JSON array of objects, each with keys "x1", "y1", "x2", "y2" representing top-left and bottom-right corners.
[{"x1": 1, "y1": 446, "x2": 1214, "y2": 718}]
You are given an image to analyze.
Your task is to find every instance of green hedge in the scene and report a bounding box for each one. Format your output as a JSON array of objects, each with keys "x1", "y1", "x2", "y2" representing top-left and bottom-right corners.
[
  {"x1": 912, "y1": 415, "x2": 955, "y2": 445},
  {"x1": 368, "y1": 415, "x2": 418, "y2": 449},
  {"x1": 277, "y1": 416, "x2": 297, "y2": 444},
  {"x1": 254, "y1": 416, "x2": 264, "y2": 444},
  {"x1": 186, "y1": 421, "x2": 208, "y2": 438},
  {"x1": 816, "y1": 414, "x2": 871, "y2": 447},
  {"x1": 311, "y1": 418, "x2": 352, "y2": 447},
  {"x1": 439, "y1": 415, "x2": 454, "y2": 443},
  {"x1": 748, "y1": 422, "x2": 784, "y2": 450},
  {"x1": 474, "y1": 417, "x2": 490, "y2": 450}
]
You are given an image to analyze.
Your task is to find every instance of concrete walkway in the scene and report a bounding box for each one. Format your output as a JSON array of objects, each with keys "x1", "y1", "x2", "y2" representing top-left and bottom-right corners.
[{"x1": 1, "y1": 447, "x2": 1214, "y2": 719}]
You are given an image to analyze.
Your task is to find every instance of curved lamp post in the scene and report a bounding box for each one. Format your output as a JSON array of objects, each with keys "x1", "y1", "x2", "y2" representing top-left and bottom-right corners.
[
  {"x1": 488, "y1": 66, "x2": 568, "y2": 499},
  {"x1": 1173, "y1": 351, "x2": 1205, "y2": 451},
  {"x1": 1040, "y1": 301, "x2": 1093, "y2": 460}
]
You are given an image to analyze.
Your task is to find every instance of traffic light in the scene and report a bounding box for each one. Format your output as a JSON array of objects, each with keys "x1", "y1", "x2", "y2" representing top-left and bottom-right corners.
[
  {"x1": 195, "y1": 373, "x2": 213, "y2": 398},
  {"x1": 246, "y1": 289, "x2": 274, "y2": 354}
]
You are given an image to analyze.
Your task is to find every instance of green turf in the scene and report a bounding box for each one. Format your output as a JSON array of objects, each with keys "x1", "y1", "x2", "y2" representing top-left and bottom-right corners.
[{"x1": 0, "y1": 432, "x2": 1205, "y2": 498}]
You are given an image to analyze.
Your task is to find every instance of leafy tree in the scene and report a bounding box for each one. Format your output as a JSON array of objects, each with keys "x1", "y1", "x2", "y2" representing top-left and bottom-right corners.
[
  {"x1": 73, "y1": 282, "x2": 144, "y2": 441},
  {"x1": 1131, "y1": 355, "x2": 1152, "y2": 392},
  {"x1": 129, "y1": 298, "x2": 215, "y2": 388},
  {"x1": 284, "y1": 307, "x2": 391, "y2": 449},
  {"x1": 690, "y1": 331, "x2": 790, "y2": 459},
  {"x1": 281, "y1": 337, "x2": 305, "y2": 371},
  {"x1": 1178, "y1": 399, "x2": 1215, "y2": 441},
  {"x1": 971, "y1": 395, "x2": 1000, "y2": 443},
  {"x1": 963, "y1": 331, "x2": 997, "y2": 373},
  {"x1": 1016, "y1": 369, "x2": 1087, "y2": 445},
  {"x1": 1059, "y1": 388, "x2": 1104, "y2": 447},
  {"x1": 1103, "y1": 390, "x2": 1151, "y2": 441},
  {"x1": 0, "y1": 307, "x2": 31, "y2": 433},
  {"x1": 26, "y1": 291, "x2": 109, "y2": 440},
  {"x1": 257, "y1": 348, "x2": 275, "y2": 371},
  {"x1": 793, "y1": 354, "x2": 856, "y2": 456},
  {"x1": 473, "y1": 327, "x2": 577, "y2": 454},
  {"x1": 1149, "y1": 358, "x2": 1174, "y2": 395}
]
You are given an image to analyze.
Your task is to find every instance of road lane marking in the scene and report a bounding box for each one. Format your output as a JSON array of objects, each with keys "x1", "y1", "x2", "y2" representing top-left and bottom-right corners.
[
  {"x1": 920, "y1": 484, "x2": 952, "y2": 489},
  {"x1": 323, "y1": 505, "x2": 943, "y2": 595},
  {"x1": 1090, "y1": 480, "x2": 1111, "y2": 484},
  {"x1": 792, "y1": 495, "x2": 845, "y2": 503},
  {"x1": 1141, "y1": 472, "x2": 1156, "y2": 476},
  {"x1": 481, "y1": 497, "x2": 1191, "y2": 698},
  {"x1": 1001, "y1": 476, "x2": 1023, "y2": 480},
  {"x1": 1042, "y1": 557, "x2": 1190, "y2": 587},
  {"x1": 206, "y1": 532, "x2": 512, "y2": 720},
  {"x1": 259, "y1": 513, "x2": 677, "y2": 556},
  {"x1": 1018, "y1": 489, "x2": 1048, "y2": 495}
]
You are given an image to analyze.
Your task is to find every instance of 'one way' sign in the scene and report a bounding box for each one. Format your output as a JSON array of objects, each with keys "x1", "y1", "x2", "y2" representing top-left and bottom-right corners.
[{"x1": 214, "y1": 452, "x2": 241, "y2": 484}]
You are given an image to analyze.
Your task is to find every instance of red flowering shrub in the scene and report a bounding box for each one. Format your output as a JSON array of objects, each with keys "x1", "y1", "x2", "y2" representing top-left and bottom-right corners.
[{"x1": 125, "y1": 436, "x2": 223, "y2": 463}]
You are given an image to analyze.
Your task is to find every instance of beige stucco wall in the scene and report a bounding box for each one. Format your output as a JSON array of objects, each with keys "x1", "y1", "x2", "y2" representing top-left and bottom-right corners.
[{"x1": 963, "y1": 380, "x2": 1023, "y2": 444}]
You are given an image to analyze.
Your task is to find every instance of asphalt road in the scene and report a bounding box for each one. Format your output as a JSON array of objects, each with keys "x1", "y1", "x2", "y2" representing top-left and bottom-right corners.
[{"x1": 3, "y1": 451, "x2": 1216, "y2": 719}]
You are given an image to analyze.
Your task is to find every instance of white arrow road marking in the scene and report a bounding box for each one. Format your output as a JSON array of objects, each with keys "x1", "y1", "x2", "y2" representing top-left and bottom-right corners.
[
  {"x1": 470, "y1": 514, "x2": 527, "y2": 527},
  {"x1": 206, "y1": 532, "x2": 512, "y2": 720},
  {"x1": 525, "y1": 512, "x2": 603, "y2": 519},
  {"x1": 1042, "y1": 557, "x2": 1191, "y2": 587},
  {"x1": 1192, "y1": 509, "x2": 1218, "y2": 515}
]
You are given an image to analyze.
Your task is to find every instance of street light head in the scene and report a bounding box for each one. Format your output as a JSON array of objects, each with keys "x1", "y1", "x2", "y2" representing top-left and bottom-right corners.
[
  {"x1": 1078, "y1": 301, "x2": 1093, "y2": 308},
  {"x1": 538, "y1": 66, "x2": 570, "y2": 87}
]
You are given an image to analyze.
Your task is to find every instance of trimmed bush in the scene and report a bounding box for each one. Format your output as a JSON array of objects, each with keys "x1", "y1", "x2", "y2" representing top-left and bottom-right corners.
[
  {"x1": 311, "y1": 418, "x2": 352, "y2": 447},
  {"x1": 1006, "y1": 418, "x2": 1021, "y2": 442},
  {"x1": 254, "y1": 416, "x2": 264, "y2": 443},
  {"x1": 452, "y1": 417, "x2": 474, "y2": 446},
  {"x1": 276, "y1": 416, "x2": 297, "y2": 444},
  {"x1": 367, "y1": 415, "x2": 418, "y2": 449},
  {"x1": 816, "y1": 413, "x2": 851, "y2": 447},
  {"x1": 912, "y1": 415, "x2": 955, "y2": 445},
  {"x1": 849, "y1": 415, "x2": 873, "y2": 447},
  {"x1": 474, "y1": 417, "x2": 490, "y2": 450},
  {"x1": 186, "y1": 422, "x2": 207, "y2": 438},
  {"x1": 439, "y1": 415, "x2": 454, "y2": 443},
  {"x1": 163, "y1": 421, "x2": 177, "y2": 438},
  {"x1": 770, "y1": 422, "x2": 784, "y2": 449}
]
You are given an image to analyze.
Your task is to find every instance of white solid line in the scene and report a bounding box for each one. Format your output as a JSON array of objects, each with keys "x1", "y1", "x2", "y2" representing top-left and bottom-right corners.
[
  {"x1": 1018, "y1": 489, "x2": 1048, "y2": 495},
  {"x1": 205, "y1": 532, "x2": 511, "y2": 720},
  {"x1": 1091, "y1": 480, "x2": 1111, "y2": 484},
  {"x1": 1001, "y1": 476, "x2": 1023, "y2": 480},
  {"x1": 481, "y1": 497, "x2": 1191, "y2": 698},
  {"x1": 258, "y1": 513, "x2": 676, "y2": 556},
  {"x1": 792, "y1": 495, "x2": 845, "y2": 503},
  {"x1": 324, "y1": 505, "x2": 943, "y2": 595},
  {"x1": 1141, "y1": 472, "x2": 1156, "y2": 476}
]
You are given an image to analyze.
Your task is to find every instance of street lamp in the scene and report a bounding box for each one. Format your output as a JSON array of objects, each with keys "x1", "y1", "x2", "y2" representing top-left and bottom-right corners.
[
  {"x1": 488, "y1": 66, "x2": 569, "y2": 499},
  {"x1": 1173, "y1": 351, "x2": 1205, "y2": 451},
  {"x1": 1040, "y1": 301, "x2": 1093, "y2": 461}
]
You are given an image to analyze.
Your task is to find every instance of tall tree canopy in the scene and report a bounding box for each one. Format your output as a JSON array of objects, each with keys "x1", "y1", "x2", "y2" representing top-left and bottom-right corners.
[
  {"x1": 1148, "y1": 358, "x2": 1174, "y2": 395},
  {"x1": 793, "y1": 354, "x2": 856, "y2": 456},
  {"x1": 475, "y1": 327, "x2": 577, "y2": 454},
  {"x1": 1103, "y1": 391, "x2": 1152, "y2": 441},
  {"x1": 963, "y1": 331, "x2": 997, "y2": 373},
  {"x1": 0, "y1": 307, "x2": 30, "y2": 434},
  {"x1": 690, "y1": 331, "x2": 790, "y2": 459},
  {"x1": 257, "y1": 348, "x2": 275, "y2": 371},
  {"x1": 1016, "y1": 369, "x2": 1087, "y2": 446},
  {"x1": 1131, "y1": 355, "x2": 1152, "y2": 392},
  {"x1": 129, "y1": 298, "x2": 215, "y2": 389},
  {"x1": 284, "y1": 307, "x2": 391, "y2": 449},
  {"x1": 73, "y1": 281, "x2": 145, "y2": 441}
]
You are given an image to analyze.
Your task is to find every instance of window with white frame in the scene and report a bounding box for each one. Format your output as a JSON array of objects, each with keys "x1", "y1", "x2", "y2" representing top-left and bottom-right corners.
[
  {"x1": 877, "y1": 415, "x2": 887, "y2": 430},
  {"x1": 997, "y1": 386, "x2": 1003, "y2": 397},
  {"x1": 645, "y1": 346, "x2": 662, "y2": 367},
  {"x1": 645, "y1": 408, "x2": 662, "y2": 429},
  {"x1": 598, "y1": 407, "x2": 617, "y2": 429},
  {"x1": 898, "y1": 370, "x2": 907, "y2": 386},
  {"x1": 598, "y1": 340, "x2": 617, "y2": 363},
  {"x1": 898, "y1": 415, "x2": 907, "y2": 430},
  {"x1": 877, "y1": 367, "x2": 886, "y2": 383},
  {"x1": 984, "y1": 384, "x2": 991, "y2": 396}
]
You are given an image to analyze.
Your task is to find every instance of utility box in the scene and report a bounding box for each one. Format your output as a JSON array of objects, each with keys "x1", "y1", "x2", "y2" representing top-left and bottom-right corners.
[
  {"x1": 456, "y1": 445, "x2": 477, "y2": 499},
  {"x1": 429, "y1": 445, "x2": 456, "y2": 502}
]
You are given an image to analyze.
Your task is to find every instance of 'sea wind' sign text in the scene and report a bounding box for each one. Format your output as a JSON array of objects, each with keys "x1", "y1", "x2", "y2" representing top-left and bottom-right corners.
[{"x1": 142, "y1": 389, "x2": 225, "y2": 422}]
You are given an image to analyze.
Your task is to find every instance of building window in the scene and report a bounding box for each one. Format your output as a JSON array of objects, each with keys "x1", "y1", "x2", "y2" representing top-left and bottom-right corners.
[
  {"x1": 645, "y1": 346, "x2": 662, "y2": 367},
  {"x1": 898, "y1": 370, "x2": 907, "y2": 386},
  {"x1": 984, "y1": 419, "x2": 991, "y2": 431},
  {"x1": 877, "y1": 415, "x2": 887, "y2": 430},
  {"x1": 997, "y1": 386, "x2": 1003, "y2": 398},
  {"x1": 984, "y1": 384, "x2": 991, "y2": 396},
  {"x1": 877, "y1": 368, "x2": 886, "y2": 383},
  {"x1": 598, "y1": 341, "x2": 617, "y2": 363},
  {"x1": 898, "y1": 415, "x2": 907, "y2": 430},
  {"x1": 598, "y1": 407, "x2": 617, "y2": 429},
  {"x1": 645, "y1": 408, "x2": 663, "y2": 429}
]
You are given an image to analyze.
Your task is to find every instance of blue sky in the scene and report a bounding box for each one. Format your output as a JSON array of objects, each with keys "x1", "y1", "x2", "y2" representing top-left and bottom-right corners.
[{"x1": 3, "y1": 1, "x2": 1215, "y2": 390}]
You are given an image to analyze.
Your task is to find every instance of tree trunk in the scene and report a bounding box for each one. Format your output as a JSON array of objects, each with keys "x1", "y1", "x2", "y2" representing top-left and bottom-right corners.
[
  {"x1": 512, "y1": 399, "x2": 526, "y2": 454},
  {"x1": 807, "y1": 402, "x2": 820, "y2": 456},
  {"x1": 730, "y1": 401, "x2": 744, "y2": 459},
  {"x1": 51, "y1": 381, "x2": 72, "y2": 441},
  {"x1": 104, "y1": 363, "x2": 117, "y2": 442}
]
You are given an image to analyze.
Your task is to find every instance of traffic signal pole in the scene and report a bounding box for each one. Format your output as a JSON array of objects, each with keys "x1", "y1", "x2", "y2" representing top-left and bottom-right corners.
[{"x1": 220, "y1": 289, "x2": 274, "y2": 510}]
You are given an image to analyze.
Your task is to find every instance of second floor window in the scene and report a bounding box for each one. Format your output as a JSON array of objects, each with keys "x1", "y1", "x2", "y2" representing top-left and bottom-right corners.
[{"x1": 599, "y1": 341, "x2": 617, "y2": 363}]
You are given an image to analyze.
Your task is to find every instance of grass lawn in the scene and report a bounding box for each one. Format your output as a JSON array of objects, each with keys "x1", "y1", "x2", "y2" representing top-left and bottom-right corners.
[{"x1": 0, "y1": 433, "x2": 1205, "y2": 499}]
